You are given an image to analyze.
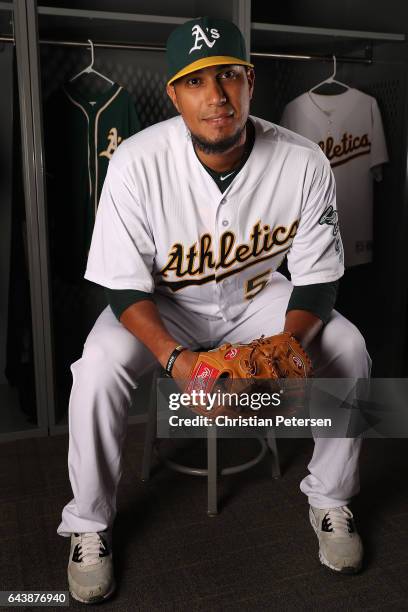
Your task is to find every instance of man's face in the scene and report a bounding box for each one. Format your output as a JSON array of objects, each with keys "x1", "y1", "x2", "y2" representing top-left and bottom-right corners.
[{"x1": 166, "y1": 64, "x2": 255, "y2": 153}]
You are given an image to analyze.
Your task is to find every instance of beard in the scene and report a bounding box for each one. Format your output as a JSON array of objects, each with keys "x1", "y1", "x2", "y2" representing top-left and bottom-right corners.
[{"x1": 190, "y1": 123, "x2": 246, "y2": 155}]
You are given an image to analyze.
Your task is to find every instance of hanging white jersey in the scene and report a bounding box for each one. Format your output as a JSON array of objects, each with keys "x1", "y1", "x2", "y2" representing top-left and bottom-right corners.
[{"x1": 281, "y1": 88, "x2": 389, "y2": 267}]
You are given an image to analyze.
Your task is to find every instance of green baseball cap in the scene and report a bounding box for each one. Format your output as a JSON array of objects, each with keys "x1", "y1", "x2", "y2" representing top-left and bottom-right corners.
[{"x1": 166, "y1": 16, "x2": 253, "y2": 86}]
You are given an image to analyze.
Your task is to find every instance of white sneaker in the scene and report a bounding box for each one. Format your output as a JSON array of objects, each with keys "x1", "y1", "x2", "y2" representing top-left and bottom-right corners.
[
  {"x1": 68, "y1": 530, "x2": 116, "y2": 604},
  {"x1": 309, "y1": 506, "x2": 363, "y2": 574}
]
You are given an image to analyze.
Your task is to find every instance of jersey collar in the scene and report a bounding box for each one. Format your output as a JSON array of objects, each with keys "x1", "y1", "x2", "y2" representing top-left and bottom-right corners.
[
  {"x1": 194, "y1": 119, "x2": 255, "y2": 193},
  {"x1": 63, "y1": 81, "x2": 120, "y2": 113}
]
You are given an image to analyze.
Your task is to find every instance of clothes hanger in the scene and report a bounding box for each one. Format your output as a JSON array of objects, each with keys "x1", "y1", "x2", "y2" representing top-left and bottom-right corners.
[
  {"x1": 309, "y1": 55, "x2": 349, "y2": 95},
  {"x1": 69, "y1": 39, "x2": 114, "y2": 85}
]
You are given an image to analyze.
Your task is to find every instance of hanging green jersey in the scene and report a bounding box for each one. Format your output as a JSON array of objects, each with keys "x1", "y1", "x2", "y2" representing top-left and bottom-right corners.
[{"x1": 45, "y1": 81, "x2": 140, "y2": 281}]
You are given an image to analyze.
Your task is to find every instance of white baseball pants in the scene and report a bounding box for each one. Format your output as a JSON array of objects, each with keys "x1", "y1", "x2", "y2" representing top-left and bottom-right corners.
[{"x1": 57, "y1": 272, "x2": 371, "y2": 537}]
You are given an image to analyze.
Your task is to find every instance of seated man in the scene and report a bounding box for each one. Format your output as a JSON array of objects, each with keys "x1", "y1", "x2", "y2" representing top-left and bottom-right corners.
[{"x1": 57, "y1": 17, "x2": 371, "y2": 604}]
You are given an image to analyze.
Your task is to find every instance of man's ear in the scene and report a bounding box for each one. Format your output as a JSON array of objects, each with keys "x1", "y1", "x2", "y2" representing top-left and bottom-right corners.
[
  {"x1": 166, "y1": 83, "x2": 180, "y2": 113},
  {"x1": 246, "y1": 68, "x2": 255, "y2": 101}
]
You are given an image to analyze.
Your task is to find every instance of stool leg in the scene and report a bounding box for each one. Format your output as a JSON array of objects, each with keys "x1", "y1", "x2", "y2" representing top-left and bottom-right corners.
[
  {"x1": 207, "y1": 425, "x2": 218, "y2": 516},
  {"x1": 141, "y1": 370, "x2": 158, "y2": 482},
  {"x1": 266, "y1": 428, "x2": 281, "y2": 479}
]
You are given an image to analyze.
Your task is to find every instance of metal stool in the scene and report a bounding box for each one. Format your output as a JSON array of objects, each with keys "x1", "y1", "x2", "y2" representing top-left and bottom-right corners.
[{"x1": 141, "y1": 369, "x2": 281, "y2": 516}]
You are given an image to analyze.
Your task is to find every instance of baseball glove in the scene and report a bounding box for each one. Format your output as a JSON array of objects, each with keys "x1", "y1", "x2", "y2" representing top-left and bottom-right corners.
[{"x1": 182, "y1": 332, "x2": 313, "y2": 418}]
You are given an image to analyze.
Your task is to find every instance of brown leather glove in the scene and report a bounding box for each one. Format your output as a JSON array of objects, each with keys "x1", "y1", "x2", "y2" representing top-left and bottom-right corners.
[{"x1": 182, "y1": 332, "x2": 313, "y2": 418}]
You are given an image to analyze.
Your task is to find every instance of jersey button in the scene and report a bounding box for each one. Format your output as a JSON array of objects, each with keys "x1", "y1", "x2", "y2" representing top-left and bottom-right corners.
[
  {"x1": 222, "y1": 219, "x2": 229, "y2": 227},
  {"x1": 220, "y1": 198, "x2": 226, "y2": 205}
]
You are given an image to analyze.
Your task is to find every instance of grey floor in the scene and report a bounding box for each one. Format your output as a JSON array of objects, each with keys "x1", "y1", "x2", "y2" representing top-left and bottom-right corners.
[
  {"x1": 1, "y1": 427, "x2": 408, "y2": 610},
  {"x1": 0, "y1": 384, "x2": 30, "y2": 434}
]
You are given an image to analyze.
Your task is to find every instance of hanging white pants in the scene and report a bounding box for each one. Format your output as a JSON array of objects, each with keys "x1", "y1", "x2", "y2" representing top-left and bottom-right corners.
[{"x1": 57, "y1": 272, "x2": 371, "y2": 537}]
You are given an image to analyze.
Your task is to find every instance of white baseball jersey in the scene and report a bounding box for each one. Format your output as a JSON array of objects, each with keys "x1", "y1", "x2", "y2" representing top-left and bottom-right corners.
[
  {"x1": 280, "y1": 88, "x2": 389, "y2": 267},
  {"x1": 85, "y1": 115, "x2": 344, "y2": 321}
]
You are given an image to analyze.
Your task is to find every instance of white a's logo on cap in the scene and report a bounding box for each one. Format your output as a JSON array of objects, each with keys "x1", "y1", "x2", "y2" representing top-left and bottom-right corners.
[{"x1": 189, "y1": 25, "x2": 220, "y2": 54}]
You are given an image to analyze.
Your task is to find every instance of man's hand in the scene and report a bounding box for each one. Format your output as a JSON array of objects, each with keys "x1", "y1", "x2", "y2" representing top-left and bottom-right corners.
[{"x1": 165, "y1": 335, "x2": 313, "y2": 419}]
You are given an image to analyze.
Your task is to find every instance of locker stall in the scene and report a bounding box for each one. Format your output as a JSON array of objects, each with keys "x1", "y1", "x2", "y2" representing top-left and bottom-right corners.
[
  {"x1": 249, "y1": 23, "x2": 408, "y2": 377},
  {"x1": 1, "y1": 0, "x2": 408, "y2": 443},
  {"x1": 36, "y1": 1, "x2": 242, "y2": 435},
  {"x1": 39, "y1": 29, "x2": 178, "y2": 429}
]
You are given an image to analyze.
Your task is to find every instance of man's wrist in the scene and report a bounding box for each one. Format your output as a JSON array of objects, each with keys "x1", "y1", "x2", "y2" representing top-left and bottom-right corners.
[
  {"x1": 165, "y1": 345, "x2": 187, "y2": 377},
  {"x1": 284, "y1": 309, "x2": 323, "y2": 348},
  {"x1": 282, "y1": 329, "x2": 302, "y2": 343},
  {"x1": 158, "y1": 340, "x2": 186, "y2": 369}
]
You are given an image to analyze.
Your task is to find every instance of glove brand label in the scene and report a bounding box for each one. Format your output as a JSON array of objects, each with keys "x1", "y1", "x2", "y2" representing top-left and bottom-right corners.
[
  {"x1": 292, "y1": 355, "x2": 304, "y2": 369},
  {"x1": 186, "y1": 361, "x2": 220, "y2": 395},
  {"x1": 224, "y1": 348, "x2": 238, "y2": 360},
  {"x1": 198, "y1": 366, "x2": 212, "y2": 379}
]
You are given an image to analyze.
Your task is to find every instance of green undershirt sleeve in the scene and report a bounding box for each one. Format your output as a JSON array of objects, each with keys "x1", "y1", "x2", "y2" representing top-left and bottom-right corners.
[
  {"x1": 106, "y1": 281, "x2": 338, "y2": 325},
  {"x1": 104, "y1": 288, "x2": 154, "y2": 321},
  {"x1": 286, "y1": 280, "x2": 339, "y2": 324}
]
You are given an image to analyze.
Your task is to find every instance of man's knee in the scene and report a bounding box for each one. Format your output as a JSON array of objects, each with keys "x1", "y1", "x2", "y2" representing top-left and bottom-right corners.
[
  {"x1": 71, "y1": 338, "x2": 132, "y2": 391},
  {"x1": 71, "y1": 323, "x2": 156, "y2": 394},
  {"x1": 79, "y1": 315, "x2": 152, "y2": 374},
  {"x1": 337, "y1": 322, "x2": 369, "y2": 361},
  {"x1": 312, "y1": 313, "x2": 371, "y2": 377}
]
